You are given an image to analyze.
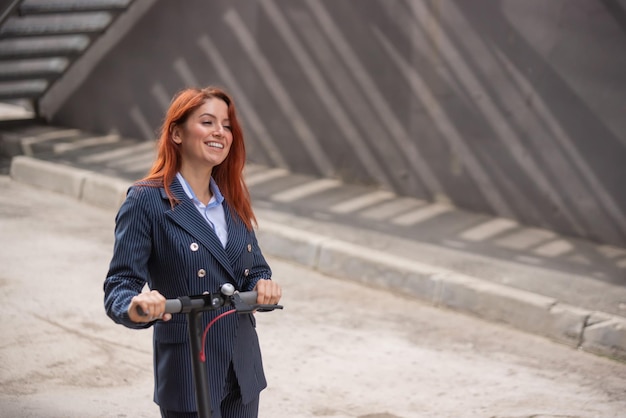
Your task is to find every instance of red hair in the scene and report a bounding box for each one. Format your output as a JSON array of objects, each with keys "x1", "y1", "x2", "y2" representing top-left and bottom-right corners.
[{"x1": 141, "y1": 86, "x2": 256, "y2": 230}]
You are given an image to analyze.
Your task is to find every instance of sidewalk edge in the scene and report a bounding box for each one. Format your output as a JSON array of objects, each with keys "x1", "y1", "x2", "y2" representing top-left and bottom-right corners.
[{"x1": 10, "y1": 155, "x2": 626, "y2": 363}]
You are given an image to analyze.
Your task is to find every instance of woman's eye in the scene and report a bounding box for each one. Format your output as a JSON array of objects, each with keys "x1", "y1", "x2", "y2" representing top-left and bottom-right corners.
[
  {"x1": 202, "y1": 121, "x2": 213, "y2": 125},
  {"x1": 224, "y1": 125, "x2": 232, "y2": 131}
]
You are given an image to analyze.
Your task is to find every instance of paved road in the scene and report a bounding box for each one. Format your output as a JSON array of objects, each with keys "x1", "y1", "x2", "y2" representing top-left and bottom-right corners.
[{"x1": 1, "y1": 176, "x2": 625, "y2": 418}]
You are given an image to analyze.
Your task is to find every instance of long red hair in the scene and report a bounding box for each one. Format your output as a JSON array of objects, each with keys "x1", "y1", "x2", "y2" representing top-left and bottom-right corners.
[{"x1": 141, "y1": 86, "x2": 256, "y2": 230}]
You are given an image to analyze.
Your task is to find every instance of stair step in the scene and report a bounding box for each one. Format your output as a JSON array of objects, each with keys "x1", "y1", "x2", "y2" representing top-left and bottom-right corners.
[
  {"x1": 0, "y1": 101, "x2": 36, "y2": 122},
  {"x1": 0, "y1": 57, "x2": 68, "y2": 80},
  {"x1": 0, "y1": 13, "x2": 112, "y2": 38},
  {"x1": 0, "y1": 79, "x2": 48, "y2": 100},
  {"x1": 0, "y1": 35, "x2": 89, "y2": 59},
  {"x1": 20, "y1": 0, "x2": 132, "y2": 14},
  {"x1": 23, "y1": 132, "x2": 122, "y2": 155}
]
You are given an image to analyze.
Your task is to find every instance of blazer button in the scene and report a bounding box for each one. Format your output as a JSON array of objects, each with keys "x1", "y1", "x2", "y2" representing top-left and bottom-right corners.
[
  {"x1": 243, "y1": 268, "x2": 250, "y2": 277},
  {"x1": 190, "y1": 242, "x2": 199, "y2": 251},
  {"x1": 197, "y1": 269, "x2": 206, "y2": 278},
  {"x1": 247, "y1": 244, "x2": 252, "y2": 252}
]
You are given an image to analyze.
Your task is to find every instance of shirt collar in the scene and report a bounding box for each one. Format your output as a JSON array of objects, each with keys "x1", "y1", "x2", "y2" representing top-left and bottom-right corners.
[{"x1": 176, "y1": 172, "x2": 224, "y2": 207}]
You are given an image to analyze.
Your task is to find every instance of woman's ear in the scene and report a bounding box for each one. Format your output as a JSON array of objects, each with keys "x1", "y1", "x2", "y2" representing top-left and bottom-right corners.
[{"x1": 171, "y1": 125, "x2": 182, "y2": 144}]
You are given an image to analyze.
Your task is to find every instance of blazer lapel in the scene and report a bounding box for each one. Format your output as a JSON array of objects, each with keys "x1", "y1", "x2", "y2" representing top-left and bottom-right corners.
[
  {"x1": 162, "y1": 179, "x2": 235, "y2": 280},
  {"x1": 224, "y1": 201, "x2": 246, "y2": 265}
]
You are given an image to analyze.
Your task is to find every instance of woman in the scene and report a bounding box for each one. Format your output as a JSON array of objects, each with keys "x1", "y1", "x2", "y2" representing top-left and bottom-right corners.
[{"x1": 104, "y1": 86, "x2": 282, "y2": 418}]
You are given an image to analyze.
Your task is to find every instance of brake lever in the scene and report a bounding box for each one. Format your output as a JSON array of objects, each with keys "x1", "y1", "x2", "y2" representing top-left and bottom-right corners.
[{"x1": 231, "y1": 293, "x2": 284, "y2": 313}]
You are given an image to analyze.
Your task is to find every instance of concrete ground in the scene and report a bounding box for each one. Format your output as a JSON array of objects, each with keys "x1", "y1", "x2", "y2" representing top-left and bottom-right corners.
[{"x1": 1, "y1": 176, "x2": 625, "y2": 418}]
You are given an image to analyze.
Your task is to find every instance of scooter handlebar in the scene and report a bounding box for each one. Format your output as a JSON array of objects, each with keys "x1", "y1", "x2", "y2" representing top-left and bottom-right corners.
[
  {"x1": 137, "y1": 291, "x2": 260, "y2": 317},
  {"x1": 162, "y1": 291, "x2": 259, "y2": 314}
]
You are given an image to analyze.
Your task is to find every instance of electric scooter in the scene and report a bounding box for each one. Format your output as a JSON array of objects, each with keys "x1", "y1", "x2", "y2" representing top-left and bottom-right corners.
[{"x1": 144, "y1": 283, "x2": 283, "y2": 418}]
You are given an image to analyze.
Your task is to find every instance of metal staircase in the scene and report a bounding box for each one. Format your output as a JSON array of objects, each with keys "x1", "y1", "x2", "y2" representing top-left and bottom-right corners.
[{"x1": 0, "y1": 0, "x2": 134, "y2": 121}]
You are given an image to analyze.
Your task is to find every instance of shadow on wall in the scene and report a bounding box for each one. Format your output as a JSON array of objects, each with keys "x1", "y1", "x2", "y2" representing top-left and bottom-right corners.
[{"x1": 44, "y1": 0, "x2": 626, "y2": 248}]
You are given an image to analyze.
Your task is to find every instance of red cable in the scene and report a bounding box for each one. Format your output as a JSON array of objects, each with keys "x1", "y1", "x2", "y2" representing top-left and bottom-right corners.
[{"x1": 199, "y1": 309, "x2": 236, "y2": 362}]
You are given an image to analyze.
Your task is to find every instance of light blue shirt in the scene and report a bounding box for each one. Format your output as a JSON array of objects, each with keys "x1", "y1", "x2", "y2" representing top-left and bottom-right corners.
[{"x1": 176, "y1": 172, "x2": 228, "y2": 248}]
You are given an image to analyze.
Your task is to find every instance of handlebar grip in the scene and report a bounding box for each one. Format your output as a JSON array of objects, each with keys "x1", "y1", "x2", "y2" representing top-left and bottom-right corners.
[
  {"x1": 135, "y1": 299, "x2": 184, "y2": 316},
  {"x1": 238, "y1": 291, "x2": 258, "y2": 305},
  {"x1": 165, "y1": 299, "x2": 182, "y2": 314}
]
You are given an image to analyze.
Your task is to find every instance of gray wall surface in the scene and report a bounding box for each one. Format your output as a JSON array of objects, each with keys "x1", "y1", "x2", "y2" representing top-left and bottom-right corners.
[{"x1": 43, "y1": 0, "x2": 626, "y2": 247}]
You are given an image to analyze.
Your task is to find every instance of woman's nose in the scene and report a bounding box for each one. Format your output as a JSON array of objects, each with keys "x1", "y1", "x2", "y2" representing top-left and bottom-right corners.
[{"x1": 212, "y1": 125, "x2": 224, "y2": 136}]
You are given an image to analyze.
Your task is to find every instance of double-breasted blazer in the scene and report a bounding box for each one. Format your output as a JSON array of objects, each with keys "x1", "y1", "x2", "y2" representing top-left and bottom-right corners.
[{"x1": 104, "y1": 177, "x2": 271, "y2": 413}]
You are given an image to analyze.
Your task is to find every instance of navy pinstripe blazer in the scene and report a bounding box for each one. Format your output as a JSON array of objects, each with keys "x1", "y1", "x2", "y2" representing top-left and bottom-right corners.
[{"x1": 104, "y1": 177, "x2": 271, "y2": 412}]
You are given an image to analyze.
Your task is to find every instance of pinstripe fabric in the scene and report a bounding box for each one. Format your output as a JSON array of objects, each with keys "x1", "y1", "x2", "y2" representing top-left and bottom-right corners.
[
  {"x1": 104, "y1": 177, "x2": 271, "y2": 414},
  {"x1": 160, "y1": 409, "x2": 197, "y2": 418},
  {"x1": 160, "y1": 362, "x2": 260, "y2": 418},
  {"x1": 220, "y1": 364, "x2": 260, "y2": 418}
]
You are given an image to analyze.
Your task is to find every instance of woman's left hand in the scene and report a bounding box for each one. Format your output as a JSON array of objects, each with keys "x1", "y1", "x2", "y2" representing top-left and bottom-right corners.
[{"x1": 254, "y1": 279, "x2": 282, "y2": 305}]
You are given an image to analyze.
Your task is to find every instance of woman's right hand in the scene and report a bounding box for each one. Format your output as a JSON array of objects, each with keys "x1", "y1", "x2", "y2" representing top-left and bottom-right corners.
[{"x1": 128, "y1": 290, "x2": 172, "y2": 323}]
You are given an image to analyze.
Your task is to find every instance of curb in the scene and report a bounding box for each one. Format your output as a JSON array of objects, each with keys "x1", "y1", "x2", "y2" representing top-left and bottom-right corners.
[
  {"x1": 257, "y1": 221, "x2": 625, "y2": 362},
  {"x1": 10, "y1": 155, "x2": 626, "y2": 362},
  {"x1": 10, "y1": 155, "x2": 129, "y2": 210}
]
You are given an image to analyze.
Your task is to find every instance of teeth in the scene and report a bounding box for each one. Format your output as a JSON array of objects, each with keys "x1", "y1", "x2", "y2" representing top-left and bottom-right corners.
[{"x1": 206, "y1": 142, "x2": 224, "y2": 149}]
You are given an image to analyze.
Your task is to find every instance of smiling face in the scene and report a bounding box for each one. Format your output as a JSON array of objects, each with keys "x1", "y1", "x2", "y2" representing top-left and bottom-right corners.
[{"x1": 172, "y1": 97, "x2": 233, "y2": 175}]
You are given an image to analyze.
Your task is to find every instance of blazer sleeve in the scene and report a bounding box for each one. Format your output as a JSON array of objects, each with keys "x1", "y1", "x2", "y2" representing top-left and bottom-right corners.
[
  {"x1": 242, "y1": 227, "x2": 272, "y2": 292},
  {"x1": 103, "y1": 186, "x2": 154, "y2": 329}
]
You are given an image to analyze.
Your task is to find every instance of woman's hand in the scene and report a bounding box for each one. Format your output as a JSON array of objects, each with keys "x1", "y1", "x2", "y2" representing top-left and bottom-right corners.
[
  {"x1": 254, "y1": 279, "x2": 282, "y2": 305},
  {"x1": 128, "y1": 289, "x2": 172, "y2": 323}
]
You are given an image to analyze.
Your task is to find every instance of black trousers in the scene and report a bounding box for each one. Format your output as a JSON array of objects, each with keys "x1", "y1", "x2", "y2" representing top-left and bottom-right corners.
[{"x1": 159, "y1": 363, "x2": 259, "y2": 418}]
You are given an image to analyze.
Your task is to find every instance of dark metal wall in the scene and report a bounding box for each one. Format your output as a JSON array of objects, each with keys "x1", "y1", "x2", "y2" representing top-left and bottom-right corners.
[{"x1": 43, "y1": 0, "x2": 626, "y2": 247}]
